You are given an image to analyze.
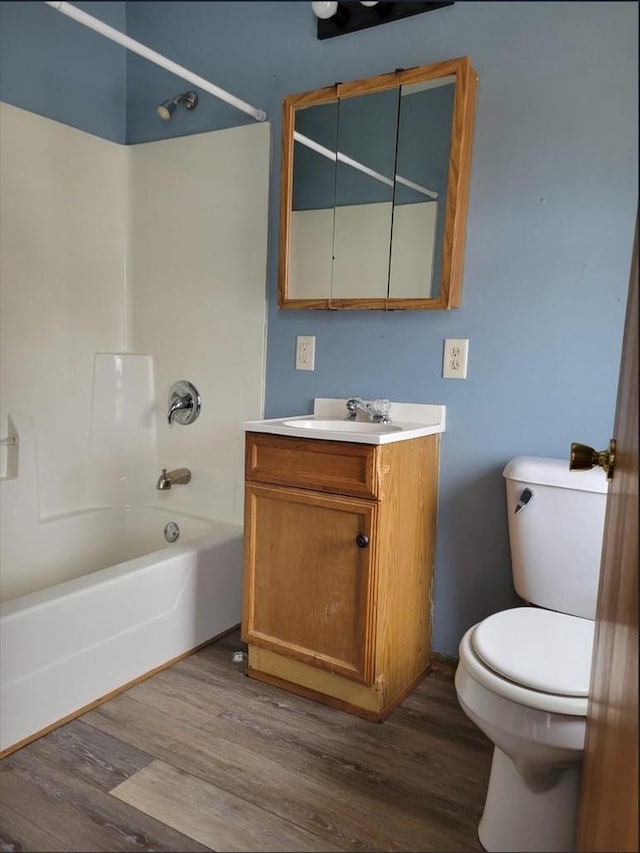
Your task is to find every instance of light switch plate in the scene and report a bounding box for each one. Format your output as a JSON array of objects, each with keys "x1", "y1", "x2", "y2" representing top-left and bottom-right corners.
[{"x1": 295, "y1": 335, "x2": 316, "y2": 371}]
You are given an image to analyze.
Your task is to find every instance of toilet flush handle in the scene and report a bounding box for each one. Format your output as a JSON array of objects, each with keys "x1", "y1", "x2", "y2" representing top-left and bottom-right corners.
[{"x1": 514, "y1": 487, "x2": 534, "y2": 515}]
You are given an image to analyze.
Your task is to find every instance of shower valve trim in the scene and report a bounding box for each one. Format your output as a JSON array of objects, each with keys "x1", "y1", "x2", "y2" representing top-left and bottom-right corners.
[{"x1": 167, "y1": 380, "x2": 201, "y2": 426}]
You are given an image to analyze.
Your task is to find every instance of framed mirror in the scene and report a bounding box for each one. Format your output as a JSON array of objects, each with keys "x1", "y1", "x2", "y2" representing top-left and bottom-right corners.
[{"x1": 278, "y1": 56, "x2": 478, "y2": 310}]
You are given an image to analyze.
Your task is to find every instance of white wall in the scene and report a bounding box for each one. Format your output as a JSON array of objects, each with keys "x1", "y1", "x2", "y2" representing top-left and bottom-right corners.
[{"x1": 0, "y1": 104, "x2": 270, "y2": 601}]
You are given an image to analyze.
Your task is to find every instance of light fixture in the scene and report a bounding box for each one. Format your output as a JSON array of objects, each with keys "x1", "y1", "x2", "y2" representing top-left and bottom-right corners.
[
  {"x1": 157, "y1": 90, "x2": 199, "y2": 121},
  {"x1": 311, "y1": 1, "x2": 338, "y2": 18},
  {"x1": 311, "y1": 1, "x2": 454, "y2": 40}
]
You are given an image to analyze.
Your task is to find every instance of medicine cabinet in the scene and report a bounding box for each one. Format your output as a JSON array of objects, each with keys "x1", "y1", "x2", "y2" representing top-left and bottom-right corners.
[{"x1": 278, "y1": 56, "x2": 478, "y2": 310}]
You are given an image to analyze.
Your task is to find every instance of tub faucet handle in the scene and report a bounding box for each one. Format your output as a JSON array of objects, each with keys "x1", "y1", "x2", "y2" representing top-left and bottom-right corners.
[{"x1": 167, "y1": 380, "x2": 201, "y2": 426}]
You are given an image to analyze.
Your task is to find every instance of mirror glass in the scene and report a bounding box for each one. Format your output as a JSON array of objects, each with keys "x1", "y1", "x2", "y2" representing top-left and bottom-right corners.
[
  {"x1": 279, "y1": 57, "x2": 478, "y2": 310},
  {"x1": 290, "y1": 100, "x2": 338, "y2": 299},
  {"x1": 332, "y1": 87, "x2": 399, "y2": 299},
  {"x1": 390, "y1": 76, "x2": 455, "y2": 299}
]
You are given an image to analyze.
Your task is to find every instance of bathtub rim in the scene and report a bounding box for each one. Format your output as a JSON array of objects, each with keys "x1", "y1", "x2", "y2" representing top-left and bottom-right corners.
[
  {"x1": 1, "y1": 510, "x2": 242, "y2": 615},
  {"x1": 0, "y1": 514, "x2": 245, "y2": 756}
]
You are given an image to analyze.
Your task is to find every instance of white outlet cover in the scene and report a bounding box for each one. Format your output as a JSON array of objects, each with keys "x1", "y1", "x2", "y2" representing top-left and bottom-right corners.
[
  {"x1": 296, "y1": 335, "x2": 316, "y2": 371},
  {"x1": 443, "y1": 338, "x2": 469, "y2": 379}
]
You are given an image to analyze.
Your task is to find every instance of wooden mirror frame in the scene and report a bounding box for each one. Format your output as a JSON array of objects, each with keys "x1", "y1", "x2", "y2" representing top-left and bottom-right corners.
[{"x1": 278, "y1": 56, "x2": 478, "y2": 310}]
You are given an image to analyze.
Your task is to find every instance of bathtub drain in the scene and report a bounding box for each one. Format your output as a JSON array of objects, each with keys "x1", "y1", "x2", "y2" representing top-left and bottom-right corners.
[{"x1": 164, "y1": 521, "x2": 180, "y2": 543}]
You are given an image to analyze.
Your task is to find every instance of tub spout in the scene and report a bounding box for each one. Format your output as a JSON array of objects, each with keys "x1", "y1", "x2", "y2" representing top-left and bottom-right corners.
[{"x1": 156, "y1": 467, "x2": 191, "y2": 490}]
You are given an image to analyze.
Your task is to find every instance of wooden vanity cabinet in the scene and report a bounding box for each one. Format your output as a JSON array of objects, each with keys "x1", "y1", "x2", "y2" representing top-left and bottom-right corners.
[{"x1": 241, "y1": 431, "x2": 440, "y2": 721}]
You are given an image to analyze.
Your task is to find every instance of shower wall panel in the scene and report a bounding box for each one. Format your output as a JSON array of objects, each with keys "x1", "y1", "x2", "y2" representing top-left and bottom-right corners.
[
  {"x1": 86, "y1": 353, "x2": 157, "y2": 508},
  {"x1": 0, "y1": 103, "x2": 270, "y2": 600},
  {"x1": 129, "y1": 122, "x2": 271, "y2": 524},
  {"x1": 0, "y1": 102, "x2": 127, "y2": 598}
]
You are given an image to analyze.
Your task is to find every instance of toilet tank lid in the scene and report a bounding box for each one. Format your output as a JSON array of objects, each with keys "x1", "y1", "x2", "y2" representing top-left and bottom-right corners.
[{"x1": 502, "y1": 456, "x2": 608, "y2": 493}]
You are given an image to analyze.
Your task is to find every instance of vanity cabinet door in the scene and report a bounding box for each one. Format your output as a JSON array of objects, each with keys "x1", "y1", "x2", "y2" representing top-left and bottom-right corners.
[{"x1": 243, "y1": 483, "x2": 377, "y2": 684}]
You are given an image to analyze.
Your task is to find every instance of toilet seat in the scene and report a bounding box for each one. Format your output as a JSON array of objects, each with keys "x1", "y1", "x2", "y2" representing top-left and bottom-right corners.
[
  {"x1": 472, "y1": 607, "x2": 594, "y2": 697},
  {"x1": 458, "y1": 609, "x2": 592, "y2": 716}
]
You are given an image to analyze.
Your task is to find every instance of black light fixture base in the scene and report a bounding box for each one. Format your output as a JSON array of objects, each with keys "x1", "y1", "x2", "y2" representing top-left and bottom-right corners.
[{"x1": 316, "y1": 2, "x2": 454, "y2": 40}]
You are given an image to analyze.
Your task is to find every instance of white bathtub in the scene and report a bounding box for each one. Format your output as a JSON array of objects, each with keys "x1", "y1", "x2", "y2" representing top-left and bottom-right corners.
[{"x1": 0, "y1": 506, "x2": 243, "y2": 755}]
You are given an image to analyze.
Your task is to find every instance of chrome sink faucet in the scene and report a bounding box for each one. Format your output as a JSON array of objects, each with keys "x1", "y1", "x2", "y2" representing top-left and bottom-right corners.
[
  {"x1": 345, "y1": 397, "x2": 392, "y2": 424},
  {"x1": 156, "y1": 467, "x2": 191, "y2": 490}
]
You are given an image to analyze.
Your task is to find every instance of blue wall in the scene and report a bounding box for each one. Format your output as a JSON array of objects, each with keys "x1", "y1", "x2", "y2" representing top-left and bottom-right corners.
[
  {"x1": 125, "y1": 1, "x2": 638, "y2": 655},
  {"x1": 2, "y1": 2, "x2": 638, "y2": 655},
  {"x1": 0, "y1": 1, "x2": 127, "y2": 142}
]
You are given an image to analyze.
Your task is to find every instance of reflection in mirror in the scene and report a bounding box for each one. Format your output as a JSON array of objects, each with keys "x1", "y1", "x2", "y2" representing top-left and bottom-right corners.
[
  {"x1": 390, "y1": 76, "x2": 455, "y2": 298},
  {"x1": 332, "y1": 87, "x2": 399, "y2": 299},
  {"x1": 290, "y1": 100, "x2": 339, "y2": 299}
]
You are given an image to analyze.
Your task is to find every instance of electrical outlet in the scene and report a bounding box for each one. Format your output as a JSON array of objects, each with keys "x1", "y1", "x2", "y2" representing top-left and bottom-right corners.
[
  {"x1": 443, "y1": 338, "x2": 469, "y2": 379},
  {"x1": 295, "y1": 335, "x2": 316, "y2": 371}
]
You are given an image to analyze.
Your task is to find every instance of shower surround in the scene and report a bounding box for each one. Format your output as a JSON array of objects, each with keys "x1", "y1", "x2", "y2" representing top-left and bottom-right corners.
[{"x1": 0, "y1": 101, "x2": 270, "y2": 752}]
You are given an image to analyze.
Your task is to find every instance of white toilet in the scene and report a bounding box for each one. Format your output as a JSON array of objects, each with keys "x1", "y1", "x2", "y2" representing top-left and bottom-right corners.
[{"x1": 454, "y1": 456, "x2": 608, "y2": 853}]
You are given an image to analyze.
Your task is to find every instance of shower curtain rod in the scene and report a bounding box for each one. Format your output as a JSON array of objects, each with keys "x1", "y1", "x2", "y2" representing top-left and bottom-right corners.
[
  {"x1": 294, "y1": 131, "x2": 438, "y2": 200},
  {"x1": 43, "y1": 1, "x2": 267, "y2": 123}
]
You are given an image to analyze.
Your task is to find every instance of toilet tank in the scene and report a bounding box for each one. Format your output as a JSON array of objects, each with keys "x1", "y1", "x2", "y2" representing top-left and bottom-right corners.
[{"x1": 503, "y1": 456, "x2": 608, "y2": 620}]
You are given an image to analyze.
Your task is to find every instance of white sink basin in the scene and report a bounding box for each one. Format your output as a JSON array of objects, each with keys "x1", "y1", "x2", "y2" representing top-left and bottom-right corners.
[
  {"x1": 282, "y1": 418, "x2": 401, "y2": 435},
  {"x1": 243, "y1": 399, "x2": 446, "y2": 445}
]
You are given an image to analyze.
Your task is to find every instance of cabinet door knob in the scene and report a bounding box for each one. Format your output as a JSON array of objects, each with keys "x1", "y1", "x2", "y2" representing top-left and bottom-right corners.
[{"x1": 355, "y1": 533, "x2": 369, "y2": 548}]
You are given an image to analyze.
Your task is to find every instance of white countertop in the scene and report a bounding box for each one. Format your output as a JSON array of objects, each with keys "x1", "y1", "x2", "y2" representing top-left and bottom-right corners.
[{"x1": 242, "y1": 398, "x2": 446, "y2": 445}]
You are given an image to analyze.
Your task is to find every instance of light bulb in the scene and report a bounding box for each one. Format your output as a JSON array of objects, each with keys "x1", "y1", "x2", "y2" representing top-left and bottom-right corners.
[
  {"x1": 311, "y1": 1, "x2": 338, "y2": 20},
  {"x1": 360, "y1": 2, "x2": 379, "y2": 6}
]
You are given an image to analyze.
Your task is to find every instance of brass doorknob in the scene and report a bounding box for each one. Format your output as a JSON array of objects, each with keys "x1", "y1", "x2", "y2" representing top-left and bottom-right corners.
[{"x1": 569, "y1": 439, "x2": 616, "y2": 480}]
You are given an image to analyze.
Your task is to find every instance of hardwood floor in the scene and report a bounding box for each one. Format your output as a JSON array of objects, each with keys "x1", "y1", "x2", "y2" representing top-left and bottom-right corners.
[{"x1": 0, "y1": 630, "x2": 492, "y2": 852}]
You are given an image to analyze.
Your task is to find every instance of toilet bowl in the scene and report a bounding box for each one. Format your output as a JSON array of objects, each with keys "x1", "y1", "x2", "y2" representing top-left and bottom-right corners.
[
  {"x1": 456, "y1": 606, "x2": 594, "y2": 852},
  {"x1": 455, "y1": 456, "x2": 607, "y2": 853},
  {"x1": 454, "y1": 457, "x2": 607, "y2": 853}
]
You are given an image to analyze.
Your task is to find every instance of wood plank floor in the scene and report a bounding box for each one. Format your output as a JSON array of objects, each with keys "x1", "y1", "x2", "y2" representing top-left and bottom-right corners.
[{"x1": 0, "y1": 630, "x2": 492, "y2": 852}]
